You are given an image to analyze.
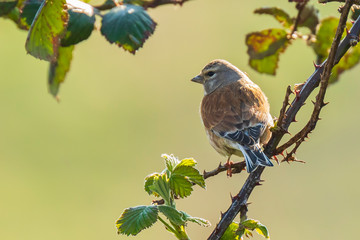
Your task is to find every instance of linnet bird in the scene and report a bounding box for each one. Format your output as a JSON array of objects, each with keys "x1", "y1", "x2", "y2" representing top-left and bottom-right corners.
[{"x1": 191, "y1": 59, "x2": 273, "y2": 173}]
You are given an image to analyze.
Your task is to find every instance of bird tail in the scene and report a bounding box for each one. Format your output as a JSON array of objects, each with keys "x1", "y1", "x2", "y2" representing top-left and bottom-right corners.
[{"x1": 242, "y1": 146, "x2": 273, "y2": 173}]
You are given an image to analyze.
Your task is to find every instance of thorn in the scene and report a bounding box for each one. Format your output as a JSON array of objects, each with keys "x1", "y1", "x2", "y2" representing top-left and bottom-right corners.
[
  {"x1": 346, "y1": 27, "x2": 350, "y2": 35},
  {"x1": 295, "y1": 89, "x2": 301, "y2": 101},
  {"x1": 203, "y1": 170, "x2": 207, "y2": 176},
  {"x1": 292, "y1": 117, "x2": 298, "y2": 123},
  {"x1": 284, "y1": 130, "x2": 291, "y2": 135},
  {"x1": 302, "y1": 102, "x2": 306, "y2": 106},
  {"x1": 280, "y1": 151, "x2": 285, "y2": 158},
  {"x1": 318, "y1": 117, "x2": 322, "y2": 121},
  {"x1": 255, "y1": 181, "x2": 262, "y2": 186},
  {"x1": 313, "y1": 61, "x2": 321, "y2": 69},
  {"x1": 322, "y1": 101, "x2": 329, "y2": 107},
  {"x1": 273, "y1": 155, "x2": 279, "y2": 164},
  {"x1": 230, "y1": 193, "x2": 237, "y2": 202},
  {"x1": 311, "y1": 100, "x2": 316, "y2": 105},
  {"x1": 351, "y1": 20, "x2": 355, "y2": 24},
  {"x1": 220, "y1": 211, "x2": 225, "y2": 218}
]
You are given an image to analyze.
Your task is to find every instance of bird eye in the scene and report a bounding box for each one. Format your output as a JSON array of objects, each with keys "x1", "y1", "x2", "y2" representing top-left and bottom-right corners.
[{"x1": 206, "y1": 71, "x2": 215, "y2": 77}]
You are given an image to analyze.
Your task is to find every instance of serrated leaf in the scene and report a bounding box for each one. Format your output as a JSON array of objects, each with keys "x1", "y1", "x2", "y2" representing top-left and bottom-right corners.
[
  {"x1": 0, "y1": 0, "x2": 18, "y2": 16},
  {"x1": 158, "y1": 205, "x2": 185, "y2": 226},
  {"x1": 116, "y1": 205, "x2": 158, "y2": 236},
  {"x1": 162, "y1": 153, "x2": 180, "y2": 172},
  {"x1": 100, "y1": 4, "x2": 156, "y2": 54},
  {"x1": 25, "y1": 0, "x2": 68, "y2": 61},
  {"x1": 220, "y1": 222, "x2": 240, "y2": 240},
  {"x1": 169, "y1": 174, "x2": 193, "y2": 198},
  {"x1": 254, "y1": 7, "x2": 293, "y2": 28},
  {"x1": 147, "y1": 173, "x2": 171, "y2": 205},
  {"x1": 61, "y1": 0, "x2": 95, "y2": 46},
  {"x1": 175, "y1": 158, "x2": 197, "y2": 168},
  {"x1": 298, "y1": 5, "x2": 319, "y2": 34},
  {"x1": 172, "y1": 166, "x2": 205, "y2": 188},
  {"x1": 48, "y1": 45, "x2": 74, "y2": 97},
  {"x1": 180, "y1": 211, "x2": 210, "y2": 227},
  {"x1": 19, "y1": 0, "x2": 42, "y2": 29},
  {"x1": 246, "y1": 28, "x2": 289, "y2": 75}
]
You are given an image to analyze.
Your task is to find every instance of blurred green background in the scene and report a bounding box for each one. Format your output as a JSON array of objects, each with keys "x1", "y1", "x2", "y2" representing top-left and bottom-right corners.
[{"x1": 1, "y1": 0, "x2": 359, "y2": 239}]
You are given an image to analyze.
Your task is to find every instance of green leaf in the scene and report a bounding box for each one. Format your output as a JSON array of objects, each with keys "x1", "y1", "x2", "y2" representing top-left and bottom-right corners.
[
  {"x1": 312, "y1": 17, "x2": 339, "y2": 60},
  {"x1": 48, "y1": 45, "x2": 74, "y2": 97},
  {"x1": 116, "y1": 205, "x2": 158, "y2": 236},
  {"x1": 0, "y1": 0, "x2": 18, "y2": 16},
  {"x1": 312, "y1": 17, "x2": 358, "y2": 84},
  {"x1": 242, "y1": 219, "x2": 270, "y2": 238},
  {"x1": 254, "y1": 7, "x2": 293, "y2": 28},
  {"x1": 172, "y1": 165, "x2": 205, "y2": 188},
  {"x1": 147, "y1": 173, "x2": 171, "y2": 205},
  {"x1": 144, "y1": 173, "x2": 160, "y2": 197},
  {"x1": 169, "y1": 174, "x2": 193, "y2": 198},
  {"x1": 330, "y1": 45, "x2": 360, "y2": 84},
  {"x1": 220, "y1": 222, "x2": 240, "y2": 240},
  {"x1": 180, "y1": 211, "x2": 210, "y2": 227},
  {"x1": 298, "y1": 5, "x2": 319, "y2": 34},
  {"x1": 100, "y1": 4, "x2": 157, "y2": 54},
  {"x1": 351, "y1": 6, "x2": 360, "y2": 21},
  {"x1": 25, "y1": 0, "x2": 68, "y2": 61},
  {"x1": 158, "y1": 205, "x2": 185, "y2": 226},
  {"x1": 162, "y1": 153, "x2": 180, "y2": 172},
  {"x1": 61, "y1": 0, "x2": 95, "y2": 46},
  {"x1": 19, "y1": 0, "x2": 42, "y2": 29},
  {"x1": 246, "y1": 28, "x2": 289, "y2": 75}
]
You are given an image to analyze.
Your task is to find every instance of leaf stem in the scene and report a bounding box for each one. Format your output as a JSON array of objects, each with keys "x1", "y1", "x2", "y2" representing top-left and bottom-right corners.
[{"x1": 158, "y1": 216, "x2": 189, "y2": 240}]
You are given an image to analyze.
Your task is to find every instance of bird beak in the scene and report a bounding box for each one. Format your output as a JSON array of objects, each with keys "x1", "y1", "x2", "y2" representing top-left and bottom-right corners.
[{"x1": 191, "y1": 75, "x2": 204, "y2": 84}]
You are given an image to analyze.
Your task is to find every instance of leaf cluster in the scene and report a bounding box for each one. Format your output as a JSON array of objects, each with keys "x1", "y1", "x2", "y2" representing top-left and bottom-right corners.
[
  {"x1": 246, "y1": 4, "x2": 360, "y2": 83},
  {"x1": 116, "y1": 154, "x2": 209, "y2": 239},
  {"x1": 0, "y1": 0, "x2": 162, "y2": 98}
]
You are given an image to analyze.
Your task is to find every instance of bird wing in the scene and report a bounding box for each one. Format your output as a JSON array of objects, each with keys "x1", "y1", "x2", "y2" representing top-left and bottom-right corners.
[{"x1": 201, "y1": 82, "x2": 269, "y2": 148}]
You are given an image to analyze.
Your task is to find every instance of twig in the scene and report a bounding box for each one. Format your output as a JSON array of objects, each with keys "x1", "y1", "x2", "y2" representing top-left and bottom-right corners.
[
  {"x1": 93, "y1": 0, "x2": 190, "y2": 11},
  {"x1": 203, "y1": 161, "x2": 246, "y2": 179},
  {"x1": 274, "y1": 85, "x2": 293, "y2": 133},
  {"x1": 208, "y1": 1, "x2": 357, "y2": 239},
  {"x1": 290, "y1": 0, "x2": 309, "y2": 37}
]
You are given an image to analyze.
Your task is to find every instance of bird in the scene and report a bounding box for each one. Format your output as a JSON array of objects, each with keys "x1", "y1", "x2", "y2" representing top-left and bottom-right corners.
[{"x1": 191, "y1": 59, "x2": 273, "y2": 173}]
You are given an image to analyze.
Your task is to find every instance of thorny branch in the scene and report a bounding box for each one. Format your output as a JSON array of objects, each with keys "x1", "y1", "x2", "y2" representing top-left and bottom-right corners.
[{"x1": 208, "y1": 1, "x2": 358, "y2": 239}]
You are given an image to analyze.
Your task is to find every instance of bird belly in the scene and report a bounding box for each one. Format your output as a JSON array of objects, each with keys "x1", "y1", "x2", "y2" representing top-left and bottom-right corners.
[{"x1": 205, "y1": 129, "x2": 243, "y2": 158}]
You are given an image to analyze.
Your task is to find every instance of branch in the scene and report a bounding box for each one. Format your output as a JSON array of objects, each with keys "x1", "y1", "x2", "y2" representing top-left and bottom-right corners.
[
  {"x1": 203, "y1": 161, "x2": 246, "y2": 179},
  {"x1": 290, "y1": 0, "x2": 309, "y2": 37},
  {"x1": 208, "y1": 1, "x2": 357, "y2": 239},
  {"x1": 93, "y1": 0, "x2": 190, "y2": 11}
]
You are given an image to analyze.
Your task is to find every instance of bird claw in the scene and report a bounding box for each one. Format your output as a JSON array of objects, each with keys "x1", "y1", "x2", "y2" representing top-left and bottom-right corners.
[{"x1": 225, "y1": 160, "x2": 234, "y2": 177}]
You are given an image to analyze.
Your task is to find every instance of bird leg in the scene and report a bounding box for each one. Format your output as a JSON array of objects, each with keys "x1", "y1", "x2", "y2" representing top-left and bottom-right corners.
[{"x1": 224, "y1": 156, "x2": 234, "y2": 177}]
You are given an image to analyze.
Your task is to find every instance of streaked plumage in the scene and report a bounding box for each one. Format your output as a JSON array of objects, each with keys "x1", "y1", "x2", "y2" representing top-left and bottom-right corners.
[{"x1": 192, "y1": 59, "x2": 273, "y2": 173}]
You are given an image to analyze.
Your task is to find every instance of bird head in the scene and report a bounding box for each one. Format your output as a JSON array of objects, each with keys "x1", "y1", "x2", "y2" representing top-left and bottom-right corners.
[{"x1": 191, "y1": 59, "x2": 245, "y2": 95}]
